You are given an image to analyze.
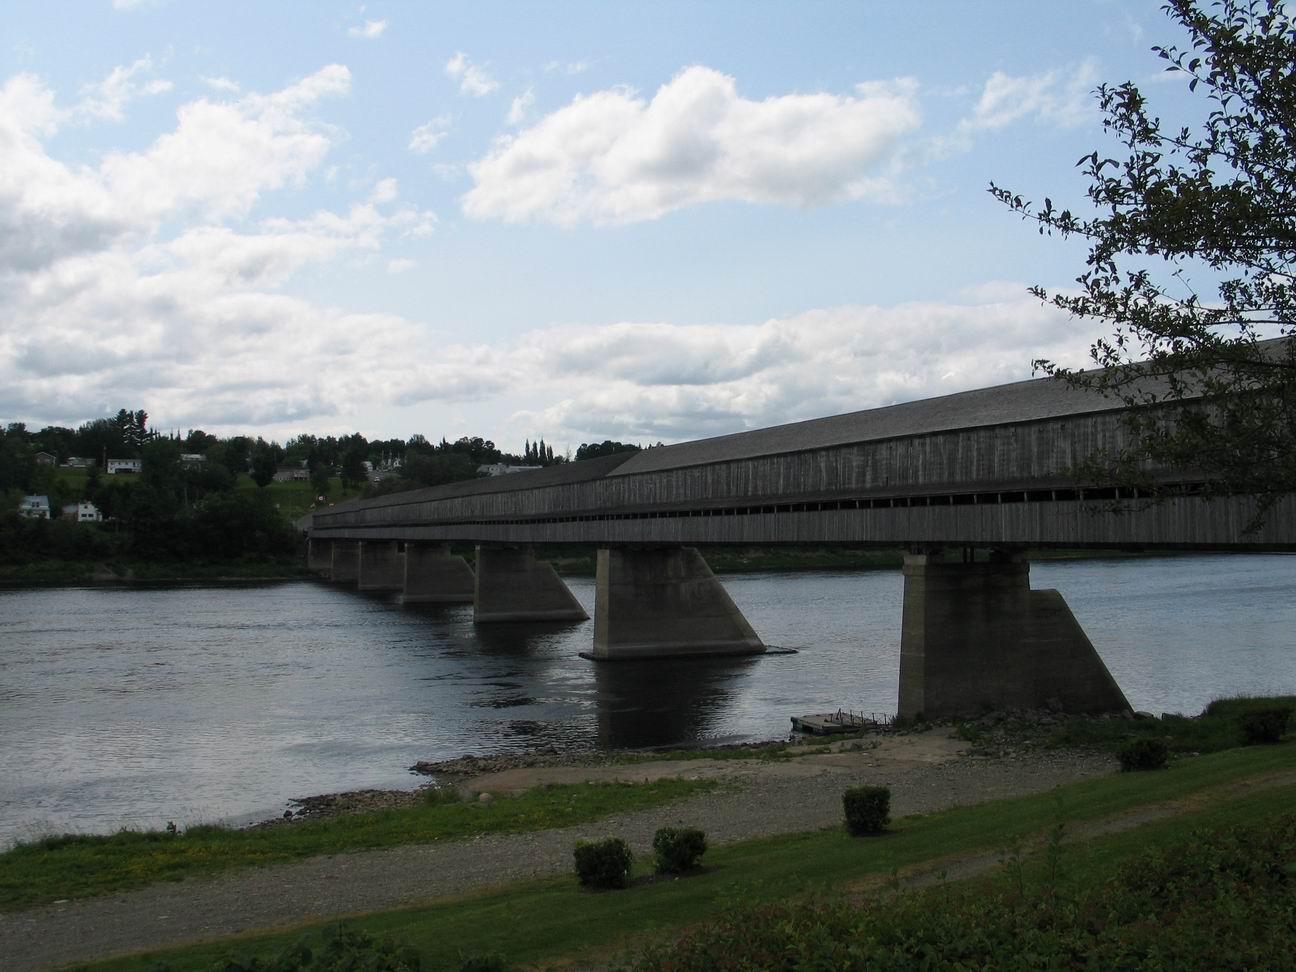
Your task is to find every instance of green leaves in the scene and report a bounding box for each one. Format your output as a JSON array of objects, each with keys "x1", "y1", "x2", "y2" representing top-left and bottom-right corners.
[{"x1": 992, "y1": 0, "x2": 1296, "y2": 526}]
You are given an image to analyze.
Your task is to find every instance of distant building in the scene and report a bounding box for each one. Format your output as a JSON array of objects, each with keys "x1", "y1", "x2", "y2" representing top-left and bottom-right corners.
[
  {"x1": 62, "y1": 456, "x2": 94, "y2": 468},
  {"x1": 60, "y1": 501, "x2": 102, "y2": 523},
  {"x1": 272, "y1": 462, "x2": 310, "y2": 483},
  {"x1": 107, "y1": 459, "x2": 142, "y2": 475},
  {"x1": 477, "y1": 463, "x2": 541, "y2": 477},
  {"x1": 34, "y1": 451, "x2": 56, "y2": 466},
  {"x1": 179, "y1": 453, "x2": 207, "y2": 467},
  {"x1": 19, "y1": 495, "x2": 50, "y2": 519}
]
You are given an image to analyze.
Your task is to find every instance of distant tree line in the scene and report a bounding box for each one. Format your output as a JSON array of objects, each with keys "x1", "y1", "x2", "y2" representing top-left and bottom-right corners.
[{"x1": 2, "y1": 408, "x2": 663, "y2": 560}]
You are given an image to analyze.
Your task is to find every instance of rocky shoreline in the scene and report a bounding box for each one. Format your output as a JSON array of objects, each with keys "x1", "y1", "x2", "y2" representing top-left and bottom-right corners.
[{"x1": 260, "y1": 711, "x2": 1107, "y2": 826}]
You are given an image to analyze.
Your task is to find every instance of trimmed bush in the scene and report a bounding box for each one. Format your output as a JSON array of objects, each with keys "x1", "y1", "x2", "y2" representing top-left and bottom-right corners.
[
  {"x1": 1240, "y1": 707, "x2": 1292, "y2": 744},
  {"x1": 459, "y1": 956, "x2": 512, "y2": 972},
  {"x1": 842, "y1": 785, "x2": 890, "y2": 836},
  {"x1": 653, "y1": 827, "x2": 708, "y2": 874},
  {"x1": 574, "y1": 837, "x2": 633, "y2": 890},
  {"x1": 628, "y1": 815, "x2": 1296, "y2": 971},
  {"x1": 1118, "y1": 737, "x2": 1169, "y2": 771}
]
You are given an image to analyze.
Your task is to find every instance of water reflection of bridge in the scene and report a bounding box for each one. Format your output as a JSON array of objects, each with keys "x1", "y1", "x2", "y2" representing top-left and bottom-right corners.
[{"x1": 308, "y1": 368, "x2": 1295, "y2": 719}]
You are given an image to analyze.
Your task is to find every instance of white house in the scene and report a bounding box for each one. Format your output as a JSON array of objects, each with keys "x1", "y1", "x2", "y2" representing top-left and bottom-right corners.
[
  {"x1": 477, "y1": 463, "x2": 541, "y2": 477},
  {"x1": 19, "y1": 495, "x2": 50, "y2": 519},
  {"x1": 107, "y1": 458, "x2": 142, "y2": 475},
  {"x1": 179, "y1": 453, "x2": 207, "y2": 467},
  {"x1": 60, "y1": 501, "x2": 103, "y2": 523},
  {"x1": 62, "y1": 456, "x2": 94, "y2": 468}
]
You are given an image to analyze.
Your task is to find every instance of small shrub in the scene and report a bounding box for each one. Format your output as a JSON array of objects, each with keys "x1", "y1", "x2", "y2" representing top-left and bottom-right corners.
[
  {"x1": 1118, "y1": 737, "x2": 1169, "y2": 771},
  {"x1": 842, "y1": 785, "x2": 890, "y2": 836},
  {"x1": 653, "y1": 827, "x2": 708, "y2": 874},
  {"x1": 459, "y1": 955, "x2": 513, "y2": 972},
  {"x1": 422, "y1": 786, "x2": 461, "y2": 807},
  {"x1": 574, "y1": 837, "x2": 633, "y2": 889},
  {"x1": 1240, "y1": 707, "x2": 1292, "y2": 744}
]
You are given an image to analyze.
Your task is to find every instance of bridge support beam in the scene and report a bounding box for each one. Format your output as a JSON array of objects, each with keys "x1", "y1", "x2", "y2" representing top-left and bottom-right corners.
[
  {"x1": 307, "y1": 538, "x2": 332, "y2": 574},
  {"x1": 474, "y1": 545, "x2": 588, "y2": 623},
  {"x1": 590, "y1": 546, "x2": 765, "y2": 660},
  {"x1": 898, "y1": 551, "x2": 1129, "y2": 720},
  {"x1": 329, "y1": 540, "x2": 360, "y2": 584},
  {"x1": 357, "y1": 541, "x2": 404, "y2": 591},
  {"x1": 403, "y1": 543, "x2": 475, "y2": 604}
]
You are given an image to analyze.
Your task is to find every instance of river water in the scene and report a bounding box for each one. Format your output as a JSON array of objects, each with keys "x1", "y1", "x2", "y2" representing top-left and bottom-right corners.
[{"x1": 1, "y1": 554, "x2": 1293, "y2": 844}]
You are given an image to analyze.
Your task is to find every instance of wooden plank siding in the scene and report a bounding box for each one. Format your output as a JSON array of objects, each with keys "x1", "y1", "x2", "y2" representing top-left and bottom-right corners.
[{"x1": 311, "y1": 409, "x2": 1296, "y2": 550}]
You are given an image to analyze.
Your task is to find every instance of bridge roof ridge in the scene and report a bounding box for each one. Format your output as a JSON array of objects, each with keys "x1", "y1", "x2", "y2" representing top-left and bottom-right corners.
[{"x1": 610, "y1": 371, "x2": 1132, "y2": 477}]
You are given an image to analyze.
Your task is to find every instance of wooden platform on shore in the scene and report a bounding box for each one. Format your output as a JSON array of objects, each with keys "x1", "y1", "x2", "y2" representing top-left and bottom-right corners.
[{"x1": 791, "y1": 710, "x2": 891, "y2": 735}]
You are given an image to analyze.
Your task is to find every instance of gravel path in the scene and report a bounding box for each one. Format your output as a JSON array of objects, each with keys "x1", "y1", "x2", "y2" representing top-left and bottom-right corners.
[{"x1": 0, "y1": 743, "x2": 1113, "y2": 972}]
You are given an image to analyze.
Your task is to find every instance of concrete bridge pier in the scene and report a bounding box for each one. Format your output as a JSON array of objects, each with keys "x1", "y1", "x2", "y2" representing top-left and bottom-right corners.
[
  {"x1": 474, "y1": 545, "x2": 589, "y2": 623},
  {"x1": 329, "y1": 540, "x2": 360, "y2": 584},
  {"x1": 898, "y1": 551, "x2": 1129, "y2": 720},
  {"x1": 307, "y1": 538, "x2": 332, "y2": 574},
  {"x1": 357, "y1": 541, "x2": 404, "y2": 591},
  {"x1": 403, "y1": 543, "x2": 475, "y2": 604},
  {"x1": 589, "y1": 546, "x2": 765, "y2": 660}
]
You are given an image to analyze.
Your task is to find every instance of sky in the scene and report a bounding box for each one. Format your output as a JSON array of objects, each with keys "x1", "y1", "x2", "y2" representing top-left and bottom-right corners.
[{"x1": 0, "y1": 0, "x2": 1207, "y2": 454}]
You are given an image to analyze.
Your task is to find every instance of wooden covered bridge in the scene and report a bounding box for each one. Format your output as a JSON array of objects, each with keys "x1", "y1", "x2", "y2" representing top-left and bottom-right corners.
[{"x1": 306, "y1": 369, "x2": 1295, "y2": 719}]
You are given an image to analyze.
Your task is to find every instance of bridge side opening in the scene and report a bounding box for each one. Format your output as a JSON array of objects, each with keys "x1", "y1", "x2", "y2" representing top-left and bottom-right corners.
[
  {"x1": 898, "y1": 549, "x2": 1130, "y2": 720},
  {"x1": 589, "y1": 546, "x2": 765, "y2": 660}
]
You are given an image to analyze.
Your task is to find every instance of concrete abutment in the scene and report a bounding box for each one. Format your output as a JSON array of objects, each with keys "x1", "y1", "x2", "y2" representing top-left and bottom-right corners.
[
  {"x1": 473, "y1": 545, "x2": 589, "y2": 623},
  {"x1": 590, "y1": 546, "x2": 765, "y2": 660},
  {"x1": 307, "y1": 538, "x2": 332, "y2": 574},
  {"x1": 328, "y1": 540, "x2": 360, "y2": 584},
  {"x1": 357, "y1": 541, "x2": 404, "y2": 591},
  {"x1": 402, "y1": 543, "x2": 475, "y2": 604},
  {"x1": 897, "y1": 551, "x2": 1129, "y2": 720}
]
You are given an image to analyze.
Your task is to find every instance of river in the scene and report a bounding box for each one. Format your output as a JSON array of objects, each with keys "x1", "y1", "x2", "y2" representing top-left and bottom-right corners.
[{"x1": 1, "y1": 553, "x2": 1293, "y2": 844}]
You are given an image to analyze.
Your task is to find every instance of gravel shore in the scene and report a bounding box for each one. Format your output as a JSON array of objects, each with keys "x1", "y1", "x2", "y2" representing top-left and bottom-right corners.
[{"x1": 0, "y1": 732, "x2": 1114, "y2": 972}]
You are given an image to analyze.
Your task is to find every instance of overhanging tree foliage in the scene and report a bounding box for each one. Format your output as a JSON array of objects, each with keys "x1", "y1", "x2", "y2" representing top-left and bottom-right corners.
[{"x1": 991, "y1": 0, "x2": 1295, "y2": 519}]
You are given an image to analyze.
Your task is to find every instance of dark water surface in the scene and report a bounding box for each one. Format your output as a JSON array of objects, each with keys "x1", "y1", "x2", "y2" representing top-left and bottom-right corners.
[{"x1": 1, "y1": 554, "x2": 1293, "y2": 843}]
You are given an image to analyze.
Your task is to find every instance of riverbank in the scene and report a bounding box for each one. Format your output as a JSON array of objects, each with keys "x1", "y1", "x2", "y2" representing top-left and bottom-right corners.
[
  {"x1": 0, "y1": 558, "x2": 312, "y2": 586},
  {"x1": 4, "y1": 731, "x2": 1293, "y2": 972}
]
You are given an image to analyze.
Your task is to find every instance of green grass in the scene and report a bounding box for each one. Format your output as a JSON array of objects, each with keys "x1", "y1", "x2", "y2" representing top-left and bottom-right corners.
[
  {"x1": 959, "y1": 693, "x2": 1296, "y2": 755},
  {"x1": 74, "y1": 741, "x2": 1294, "y2": 972},
  {"x1": 234, "y1": 475, "x2": 362, "y2": 521},
  {"x1": 613, "y1": 737, "x2": 876, "y2": 764},
  {"x1": 0, "y1": 779, "x2": 714, "y2": 912}
]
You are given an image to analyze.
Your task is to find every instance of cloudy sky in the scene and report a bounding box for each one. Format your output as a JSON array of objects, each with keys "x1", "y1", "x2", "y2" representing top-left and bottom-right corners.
[{"x1": 1, "y1": 1, "x2": 1203, "y2": 452}]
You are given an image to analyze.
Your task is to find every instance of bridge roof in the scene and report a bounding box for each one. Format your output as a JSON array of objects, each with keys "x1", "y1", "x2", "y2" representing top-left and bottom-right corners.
[
  {"x1": 326, "y1": 451, "x2": 636, "y2": 511},
  {"x1": 612, "y1": 371, "x2": 1124, "y2": 477}
]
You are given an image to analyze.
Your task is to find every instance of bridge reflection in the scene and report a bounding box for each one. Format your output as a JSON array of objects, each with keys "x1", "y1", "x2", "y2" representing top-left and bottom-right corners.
[{"x1": 593, "y1": 656, "x2": 760, "y2": 749}]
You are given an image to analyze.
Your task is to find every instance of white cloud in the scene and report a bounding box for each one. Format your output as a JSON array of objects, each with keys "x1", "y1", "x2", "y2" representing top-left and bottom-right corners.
[
  {"x1": 462, "y1": 66, "x2": 921, "y2": 226},
  {"x1": 200, "y1": 75, "x2": 240, "y2": 94},
  {"x1": 386, "y1": 257, "x2": 415, "y2": 273},
  {"x1": 501, "y1": 292, "x2": 1104, "y2": 444},
  {"x1": 507, "y1": 86, "x2": 534, "y2": 125},
  {"x1": 408, "y1": 115, "x2": 451, "y2": 154},
  {"x1": 963, "y1": 59, "x2": 1098, "y2": 131},
  {"x1": 76, "y1": 55, "x2": 173, "y2": 122},
  {"x1": 544, "y1": 60, "x2": 590, "y2": 75},
  {"x1": 0, "y1": 65, "x2": 443, "y2": 436},
  {"x1": 445, "y1": 51, "x2": 499, "y2": 96},
  {"x1": 348, "y1": 18, "x2": 387, "y2": 40},
  {"x1": 97, "y1": 64, "x2": 352, "y2": 225}
]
